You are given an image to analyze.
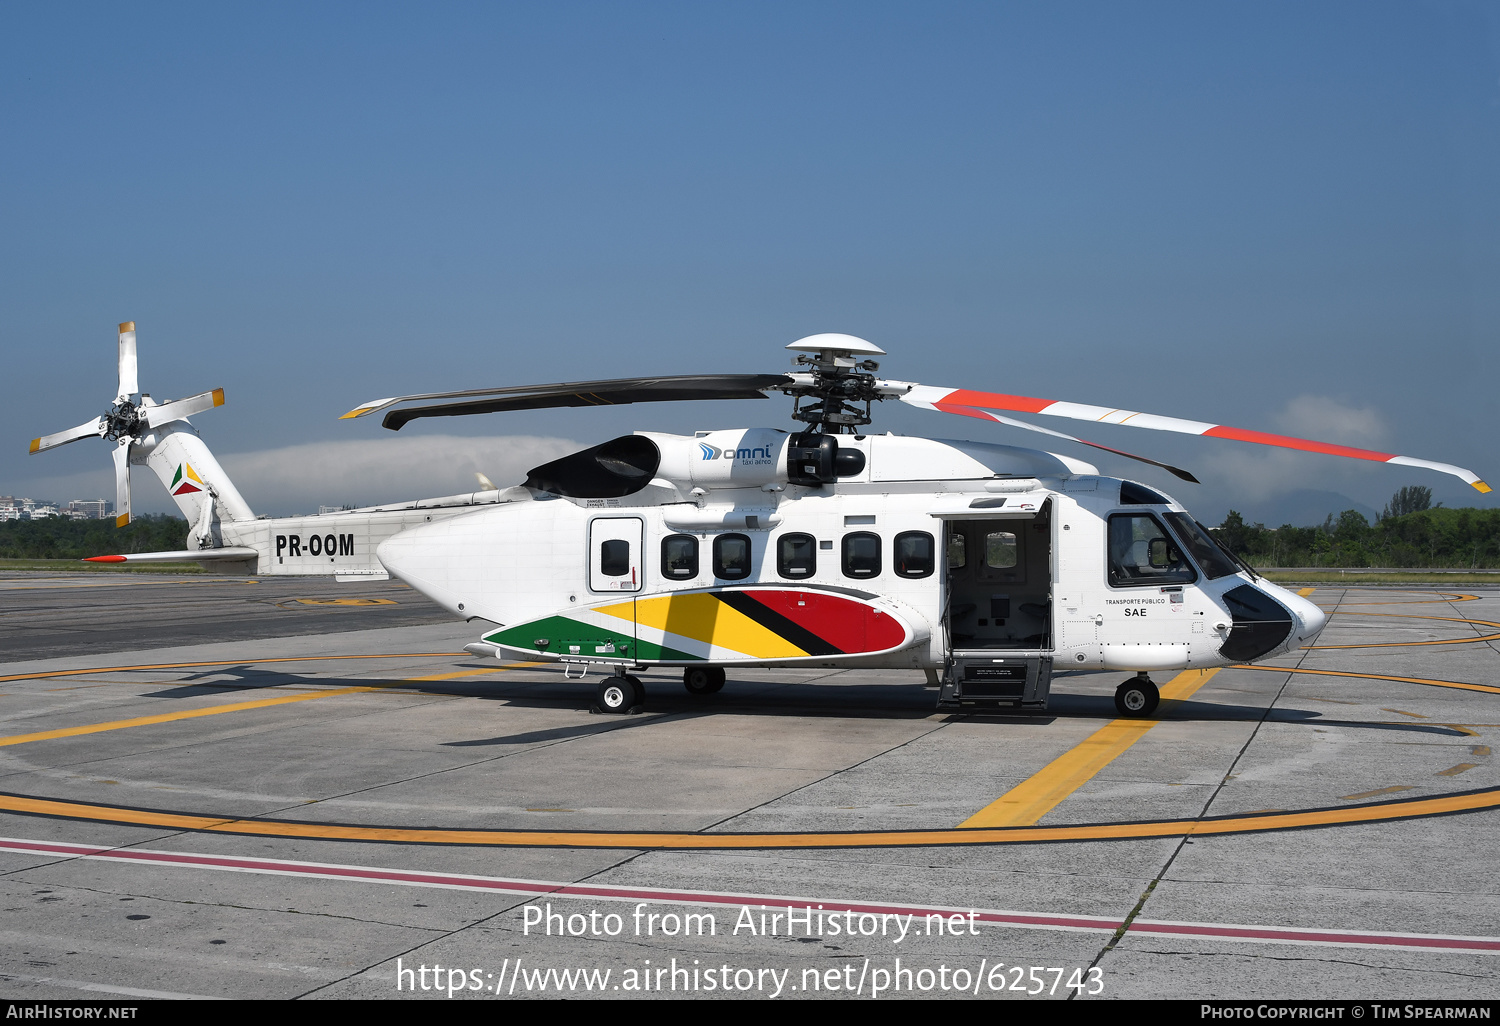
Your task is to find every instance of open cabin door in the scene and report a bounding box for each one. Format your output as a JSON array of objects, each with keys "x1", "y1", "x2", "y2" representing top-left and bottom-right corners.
[{"x1": 935, "y1": 500, "x2": 1055, "y2": 710}]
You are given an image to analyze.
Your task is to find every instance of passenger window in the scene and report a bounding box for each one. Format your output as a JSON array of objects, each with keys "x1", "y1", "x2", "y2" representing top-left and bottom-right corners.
[
  {"x1": 713, "y1": 533, "x2": 752, "y2": 581},
  {"x1": 1108, "y1": 514, "x2": 1196, "y2": 586},
  {"x1": 661, "y1": 534, "x2": 698, "y2": 580},
  {"x1": 842, "y1": 532, "x2": 881, "y2": 578},
  {"x1": 947, "y1": 531, "x2": 966, "y2": 569},
  {"x1": 894, "y1": 531, "x2": 934, "y2": 579},
  {"x1": 985, "y1": 531, "x2": 1018, "y2": 569},
  {"x1": 600, "y1": 539, "x2": 630, "y2": 577},
  {"x1": 777, "y1": 533, "x2": 817, "y2": 578}
]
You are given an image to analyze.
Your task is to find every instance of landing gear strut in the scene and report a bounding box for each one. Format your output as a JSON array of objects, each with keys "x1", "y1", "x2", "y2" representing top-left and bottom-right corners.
[
  {"x1": 683, "y1": 666, "x2": 726, "y2": 696},
  {"x1": 596, "y1": 673, "x2": 644, "y2": 714},
  {"x1": 1114, "y1": 673, "x2": 1159, "y2": 717}
]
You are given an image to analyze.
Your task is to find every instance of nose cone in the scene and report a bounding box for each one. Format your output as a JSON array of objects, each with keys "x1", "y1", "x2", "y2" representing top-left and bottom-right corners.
[{"x1": 1283, "y1": 588, "x2": 1328, "y2": 644}]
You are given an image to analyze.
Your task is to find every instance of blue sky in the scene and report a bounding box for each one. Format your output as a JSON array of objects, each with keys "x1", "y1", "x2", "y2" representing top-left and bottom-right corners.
[{"x1": 4, "y1": 2, "x2": 1496, "y2": 523}]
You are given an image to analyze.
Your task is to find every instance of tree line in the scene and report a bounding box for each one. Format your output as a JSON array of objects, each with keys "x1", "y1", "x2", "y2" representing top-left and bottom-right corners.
[
  {"x1": 1212, "y1": 505, "x2": 1500, "y2": 569},
  {"x1": 0, "y1": 514, "x2": 189, "y2": 560}
]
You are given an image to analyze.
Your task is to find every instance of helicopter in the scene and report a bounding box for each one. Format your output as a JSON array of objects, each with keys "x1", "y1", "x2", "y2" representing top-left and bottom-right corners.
[{"x1": 30, "y1": 325, "x2": 1491, "y2": 718}]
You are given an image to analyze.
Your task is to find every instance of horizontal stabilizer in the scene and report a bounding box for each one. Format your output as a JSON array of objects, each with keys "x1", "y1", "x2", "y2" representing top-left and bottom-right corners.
[{"x1": 83, "y1": 548, "x2": 259, "y2": 564}]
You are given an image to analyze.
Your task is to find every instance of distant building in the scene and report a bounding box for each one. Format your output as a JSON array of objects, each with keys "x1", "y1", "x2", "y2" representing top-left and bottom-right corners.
[
  {"x1": 0, "y1": 496, "x2": 59, "y2": 520},
  {"x1": 66, "y1": 499, "x2": 114, "y2": 520},
  {"x1": 318, "y1": 505, "x2": 355, "y2": 515}
]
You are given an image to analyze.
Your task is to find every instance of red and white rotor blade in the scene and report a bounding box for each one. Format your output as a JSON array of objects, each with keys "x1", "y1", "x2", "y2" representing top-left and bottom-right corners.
[
  {"x1": 900, "y1": 385, "x2": 1492, "y2": 494},
  {"x1": 29, "y1": 417, "x2": 106, "y2": 455},
  {"x1": 143, "y1": 388, "x2": 224, "y2": 429},
  {"x1": 117, "y1": 321, "x2": 139, "y2": 400},
  {"x1": 112, "y1": 441, "x2": 132, "y2": 527},
  {"x1": 933, "y1": 404, "x2": 1199, "y2": 483}
]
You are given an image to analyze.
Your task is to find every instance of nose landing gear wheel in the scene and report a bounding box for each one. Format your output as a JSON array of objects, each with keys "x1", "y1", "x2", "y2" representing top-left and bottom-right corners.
[
  {"x1": 1114, "y1": 675, "x2": 1159, "y2": 717},
  {"x1": 596, "y1": 674, "x2": 645, "y2": 714},
  {"x1": 683, "y1": 666, "x2": 726, "y2": 695}
]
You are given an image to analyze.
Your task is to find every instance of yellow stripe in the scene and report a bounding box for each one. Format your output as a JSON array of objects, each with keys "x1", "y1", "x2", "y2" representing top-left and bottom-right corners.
[
  {"x1": 959, "y1": 668, "x2": 1221, "y2": 828},
  {"x1": 211, "y1": 388, "x2": 224, "y2": 407},
  {"x1": 0, "y1": 665, "x2": 527, "y2": 748},
  {"x1": 1297, "y1": 587, "x2": 1316, "y2": 597},
  {"x1": 1474, "y1": 480, "x2": 1491, "y2": 494},
  {"x1": 621, "y1": 593, "x2": 806, "y2": 659},
  {"x1": 115, "y1": 513, "x2": 130, "y2": 528},
  {"x1": 4, "y1": 783, "x2": 1495, "y2": 849},
  {"x1": 29, "y1": 438, "x2": 41, "y2": 454}
]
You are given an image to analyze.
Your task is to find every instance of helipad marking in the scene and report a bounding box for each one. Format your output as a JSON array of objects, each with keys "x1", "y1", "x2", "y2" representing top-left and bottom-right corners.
[
  {"x1": 1305, "y1": 613, "x2": 1500, "y2": 650},
  {"x1": 2, "y1": 785, "x2": 1497, "y2": 850},
  {"x1": 3, "y1": 836, "x2": 1496, "y2": 953},
  {"x1": 959, "y1": 668, "x2": 1221, "y2": 827},
  {"x1": 0, "y1": 652, "x2": 471, "y2": 685},
  {"x1": 0, "y1": 665, "x2": 531, "y2": 748},
  {"x1": 1236, "y1": 665, "x2": 1500, "y2": 696}
]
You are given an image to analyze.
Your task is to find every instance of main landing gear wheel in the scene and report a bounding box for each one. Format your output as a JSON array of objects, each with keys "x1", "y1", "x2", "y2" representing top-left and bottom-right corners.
[
  {"x1": 1114, "y1": 675, "x2": 1160, "y2": 718},
  {"x1": 597, "y1": 674, "x2": 644, "y2": 714},
  {"x1": 683, "y1": 666, "x2": 726, "y2": 695}
]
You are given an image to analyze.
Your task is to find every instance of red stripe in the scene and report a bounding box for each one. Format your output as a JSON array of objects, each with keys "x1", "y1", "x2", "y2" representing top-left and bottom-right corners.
[
  {"x1": 745, "y1": 591, "x2": 907, "y2": 654},
  {"x1": 83, "y1": 555, "x2": 127, "y2": 563},
  {"x1": 1203, "y1": 426, "x2": 1395, "y2": 462},
  {"x1": 8, "y1": 838, "x2": 1497, "y2": 952},
  {"x1": 940, "y1": 389, "x2": 1054, "y2": 414},
  {"x1": 933, "y1": 403, "x2": 1002, "y2": 423}
]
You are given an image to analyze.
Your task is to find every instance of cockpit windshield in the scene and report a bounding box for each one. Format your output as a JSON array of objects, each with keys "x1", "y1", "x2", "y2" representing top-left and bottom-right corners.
[{"x1": 1163, "y1": 513, "x2": 1241, "y2": 580}]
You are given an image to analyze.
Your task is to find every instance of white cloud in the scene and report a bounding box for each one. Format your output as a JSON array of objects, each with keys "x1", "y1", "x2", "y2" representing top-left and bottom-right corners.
[
  {"x1": 15, "y1": 434, "x2": 583, "y2": 517},
  {"x1": 1272, "y1": 395, "x2": 1388, "y2": 448}
]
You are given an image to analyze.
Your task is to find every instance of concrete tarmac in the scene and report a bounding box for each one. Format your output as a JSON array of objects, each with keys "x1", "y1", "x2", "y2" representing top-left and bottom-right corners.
[{"x1": 0, "y1": 572, "x2": 1496, "y2": 1001}]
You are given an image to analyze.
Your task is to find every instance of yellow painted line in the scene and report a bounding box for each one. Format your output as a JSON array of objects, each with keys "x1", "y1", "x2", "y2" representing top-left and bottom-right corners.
[
  {"x1": 0, "y1": 653, "x2": 470, "y2": 685},
  {"x1": 1474, "y1": 746, "x2": 1492, "y2": 757},
  {"x1": 1437, "y1": 764, "x2": 1478, "y2": 777},
  {"x1": 290, "y1": 598, "x2": 396, "y2": 606},
  {"x1": 1235, "y1": 665, "x2": 1500, "y2": 696},
  {"x1": 1383, "y1": 708, "x2": 1428, "y2": 719},
  {"x1": 0, "y1": 665, "x2": 529, "y2": 748},
  {"x1": 1297, "y1": 587, "x2": 1316, "y2": 597},
  {"x1": 4, "y1": 784, "x2": 1499, "y2": 849},
  {"x1": 1306, "y1": 613, "x2": 1500, "y2": 650},
  {"x1": 959, "y1": 668, "x2": 1222, "y2": 828},
  {"x1": 1340, "y1": 786, "x2": 1414, "y2": 801}
]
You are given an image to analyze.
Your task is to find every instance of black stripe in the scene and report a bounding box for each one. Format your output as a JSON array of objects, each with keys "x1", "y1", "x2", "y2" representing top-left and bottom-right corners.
[{"x1": 714, "y1": 590, "x2": 843, "y2": 657}]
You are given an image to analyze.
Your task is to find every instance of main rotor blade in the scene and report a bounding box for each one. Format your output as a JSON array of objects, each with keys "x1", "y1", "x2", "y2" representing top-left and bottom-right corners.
[
  {"x1": 901, "y1": 385, "x2": 1492, "y2": 493},
  {"x1": 117, "y1": 321, "x2": 139, "y2": 400},
  {"x1": 932, "y1": 404, "x2": 1199, "y2": 483},
  {"x1": 360, "y1": 374, "x2": 795, "y2": 431},
  {"x1": 112, "y1": 441, "x2": 132, "y2": 528},
  {"x1": 29, "y1": 417, "x2": 106, "y2": 455},
  {"x1": 143, "y1": 388, "x2": 225, "y2": 429}
]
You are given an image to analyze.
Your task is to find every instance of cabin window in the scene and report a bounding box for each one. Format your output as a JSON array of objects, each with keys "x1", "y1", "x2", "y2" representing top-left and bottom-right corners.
[
  {"x1": 842, "y1": 532, "x2": 881, "y2": 579},
  {"x1": 777, "y1": 533, "x2": 817, "y2": 578},
  {"x1": 1107, "y1": 513, "x2": 1197, "y2": 587},
  {"x1": 713, "y1": 533, "x2": 752, "y2": 580},
  {"x1": 599, "y1": 539, "x2": 631, "y2": 577},
  {"x1": 984, "y1": 531, "x2": 1018, "y2": 569},
  {"x1": 894, "y1": 531, "x2": 935, "y2": 578},
  {"x1": 661, "y1": 534, "x2": 699, "y2": 580}
]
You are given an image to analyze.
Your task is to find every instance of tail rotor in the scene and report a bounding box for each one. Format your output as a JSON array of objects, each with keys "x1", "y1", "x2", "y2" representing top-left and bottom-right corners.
[{"x1": 29, "y1": 322, "x2": 230, "y2": 527}]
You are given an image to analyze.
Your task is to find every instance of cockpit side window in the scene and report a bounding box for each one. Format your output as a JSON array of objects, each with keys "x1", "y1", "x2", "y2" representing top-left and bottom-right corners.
[
  {"x1": 1107, "y1": 513, "x2": 1197, "y2": 587},
  {"x1": 1163, "y1": 513, "x2": 1241, "y2": 580}
]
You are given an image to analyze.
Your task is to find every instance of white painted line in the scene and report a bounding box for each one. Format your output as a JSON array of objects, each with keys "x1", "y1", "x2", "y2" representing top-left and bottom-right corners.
[{"x1": 5, "y1": 836, "x2": 1497, "y2": 954}]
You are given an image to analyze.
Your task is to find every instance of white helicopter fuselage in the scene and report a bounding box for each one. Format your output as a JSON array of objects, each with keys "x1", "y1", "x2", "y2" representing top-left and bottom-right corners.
[{"x1": 357, "y1": 428, "x2": 1325, "y2": 708}]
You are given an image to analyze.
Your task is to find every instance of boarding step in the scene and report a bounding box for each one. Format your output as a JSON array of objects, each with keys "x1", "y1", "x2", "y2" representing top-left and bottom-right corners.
[{"x1": 938, "y1": 650, "x2": 1053, "y2": 711}]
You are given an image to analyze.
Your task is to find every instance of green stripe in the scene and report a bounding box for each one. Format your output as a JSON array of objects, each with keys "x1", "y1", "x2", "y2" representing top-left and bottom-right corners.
[{"x1": 485, "y1": 615, "x2": 699, "y2": 663}]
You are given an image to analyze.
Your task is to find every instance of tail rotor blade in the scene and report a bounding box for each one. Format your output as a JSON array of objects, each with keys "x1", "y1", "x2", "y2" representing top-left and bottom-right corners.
[
  {"x1": 117, "y1": 322, "x2": 139, "y2": 400},
  {"x1": 29, "y1": 417, "x2": 106, "y2": 455},
  {"x1": 112, "y1": 441, "x2": 132, "y2": 527},
  {"x1": 143, "y1": 388, "x2": 224, "y2": 429}
]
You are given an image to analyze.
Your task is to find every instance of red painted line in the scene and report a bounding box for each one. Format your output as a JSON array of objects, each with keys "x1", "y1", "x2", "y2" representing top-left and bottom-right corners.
[{"x1": 6, "y1": 837, "x2": 1496, "y2": 953}]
